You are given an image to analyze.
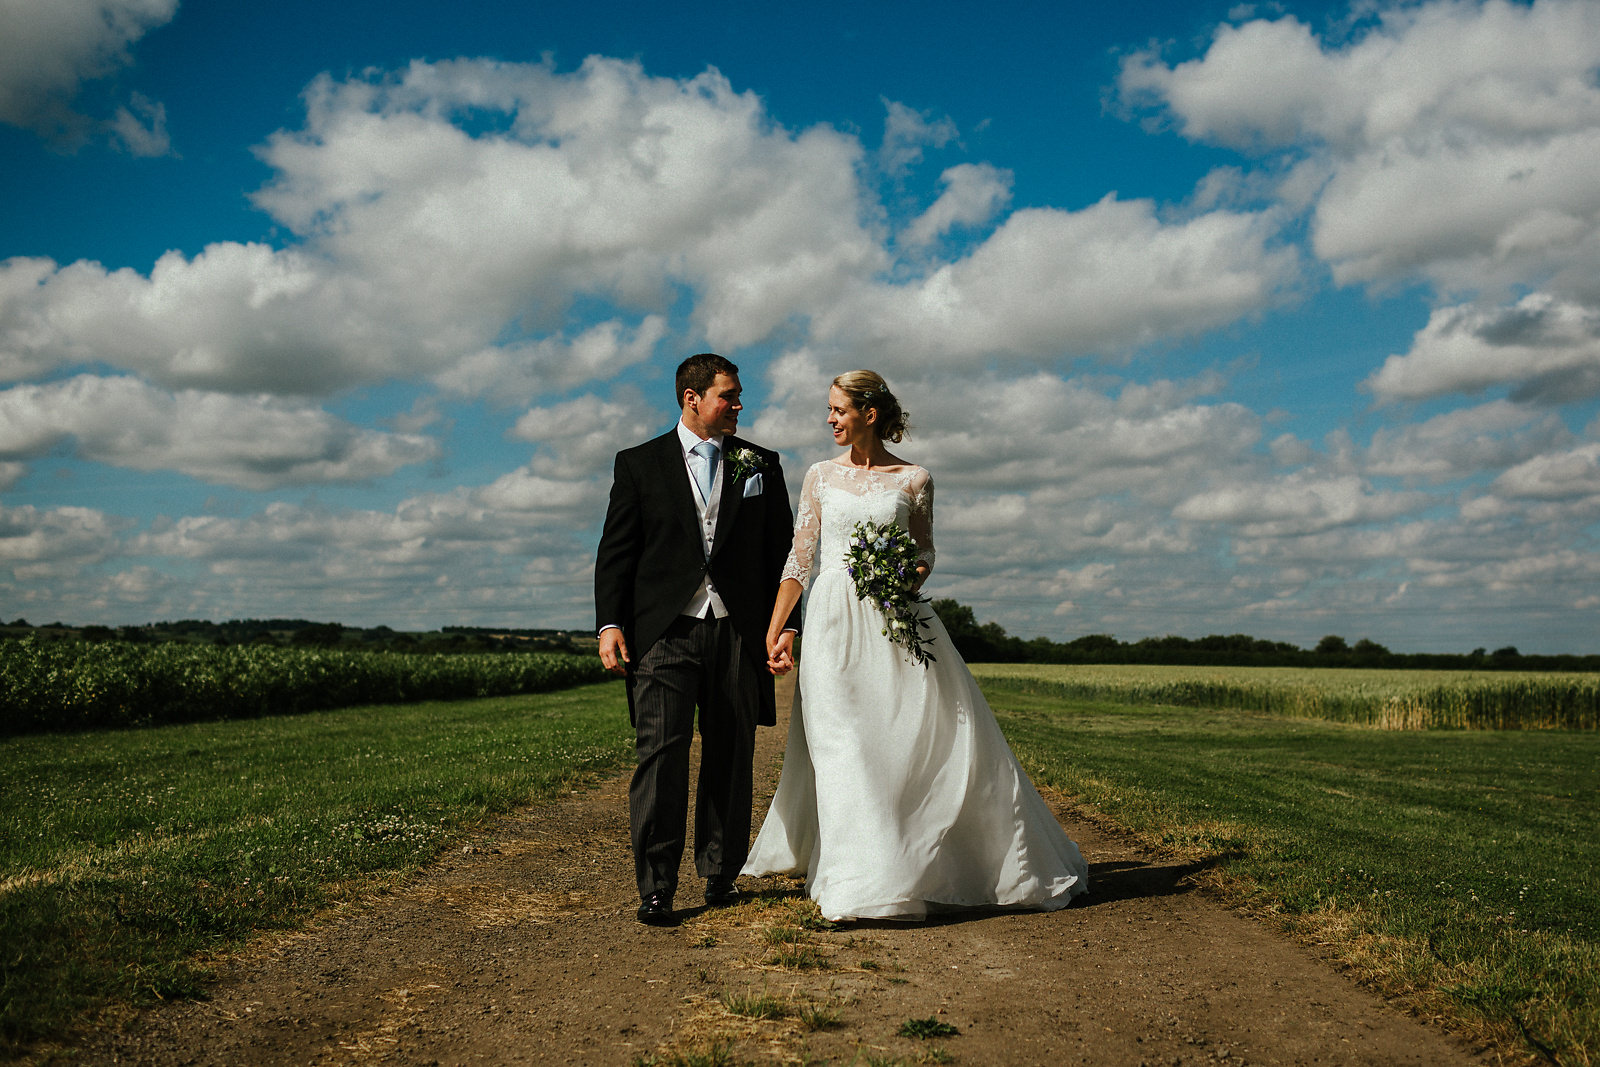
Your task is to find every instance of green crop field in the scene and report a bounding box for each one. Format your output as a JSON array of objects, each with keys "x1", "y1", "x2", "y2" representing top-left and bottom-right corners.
[
  {"x1": 972, "y1": 662, "x2": 1600, "y2": 729},
  {"x1": 0, "y1": 637, "x2": 610, "y2": 735},
  {"x1": 980, "y1": 670, "x2": 1599, "y2": 1065},
  {"x1": 0, "y1": 682, "x2": 632, "y2": 1057}
]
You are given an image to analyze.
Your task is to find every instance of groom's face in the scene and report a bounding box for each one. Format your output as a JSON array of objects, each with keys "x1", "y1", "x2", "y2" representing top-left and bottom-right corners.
[{"x1": 687, "y1": 372, "x2": 743, "y2": 438}]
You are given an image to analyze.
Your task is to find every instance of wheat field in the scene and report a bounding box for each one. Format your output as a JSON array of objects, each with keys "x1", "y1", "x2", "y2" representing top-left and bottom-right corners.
[{"x1": 970, "y1": 663, "x2": 1599, "y2": 729}]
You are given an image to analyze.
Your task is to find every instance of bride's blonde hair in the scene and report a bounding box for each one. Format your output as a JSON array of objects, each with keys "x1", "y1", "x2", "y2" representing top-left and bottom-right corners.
[{"x1": 832, "y1": 370, "x2": 909, "y2": 443}]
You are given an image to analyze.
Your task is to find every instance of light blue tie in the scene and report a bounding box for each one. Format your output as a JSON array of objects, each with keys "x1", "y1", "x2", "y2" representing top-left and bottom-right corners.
[{"x1": 692, "y1": 440, "x2": 719, "y2": 502}]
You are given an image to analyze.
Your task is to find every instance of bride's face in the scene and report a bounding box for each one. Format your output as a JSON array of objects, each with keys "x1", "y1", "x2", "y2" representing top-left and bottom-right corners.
[{"x1": 827, "y1": 385, "x2": 876, "y2": 448}]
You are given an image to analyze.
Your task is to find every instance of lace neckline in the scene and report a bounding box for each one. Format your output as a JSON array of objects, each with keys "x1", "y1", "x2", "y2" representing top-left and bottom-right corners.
[{"x1": 825, "y1": 459, "x2": 922, "y2": 476}]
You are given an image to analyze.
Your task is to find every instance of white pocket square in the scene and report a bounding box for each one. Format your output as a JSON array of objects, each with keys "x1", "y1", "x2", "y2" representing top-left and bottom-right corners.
[{"x1": 742, "y1": 473, "x2": 764, "y2": 497}]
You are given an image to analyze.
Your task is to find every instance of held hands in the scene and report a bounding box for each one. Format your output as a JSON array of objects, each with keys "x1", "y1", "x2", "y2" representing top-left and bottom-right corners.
[
  {"x1": 598, "y1": 628, "x2": 630, "y2": 676},
  {"x1": 767, "y1": 630, "x2": 795, "y2": 676}
]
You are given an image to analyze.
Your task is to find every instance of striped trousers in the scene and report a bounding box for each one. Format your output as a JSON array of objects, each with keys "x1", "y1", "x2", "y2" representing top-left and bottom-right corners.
[{"x1": 628, "y1": 614, "x2": 760, "y2": 901}]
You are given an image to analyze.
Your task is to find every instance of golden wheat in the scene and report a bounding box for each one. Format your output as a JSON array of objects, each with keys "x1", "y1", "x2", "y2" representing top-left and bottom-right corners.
[{"x1": 970, "y1": 663, "x2": 1599, "y2": 730}]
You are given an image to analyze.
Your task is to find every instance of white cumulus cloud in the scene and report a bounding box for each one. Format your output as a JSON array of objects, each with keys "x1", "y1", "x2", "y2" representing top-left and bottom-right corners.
[
  {"x1": 900, "y1": 163, "x2": 1013, "y2": 248},
  {"x1": 1121, "y1": 0, "x2": 1600, "y2": 296},
  {"x1": 1492, "y1": 442, "x2": 1600, "y2": 500},
  {"x1": 0, "y1": 503, "x2": 128, "y2": 578},
  {"x1": 814, "y1": 195, "x2": 1298, "y2": 368},
  {"x1": 436, "y1": 317, "x2": 668, "y2": 403},
  {"x1": 1176, "y1": 472, "x2": 1428, "y2": 537},
  {"x1": 1366, "y1": 293, "x2": 1600, "y2": 402},
  {"x1": 0, "y1": 0, "x2": 178, "y2": 146},
  {"x1": 879, "y1": 99, "x2": 958, "y2": 177},
  {"x1": 0, "y1": 375, "x2": 437, "y2": 488},
  {"x1": 1363, "y1": 399, "x2": 1573, "y2": 481},
  {"x1": 254, "y1": 57, "x2": 882, "y2": 352}
]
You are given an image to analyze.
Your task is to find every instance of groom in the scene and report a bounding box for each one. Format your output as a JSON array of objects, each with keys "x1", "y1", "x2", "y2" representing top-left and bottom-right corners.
[{"x1": 595, "y1": 353, "x2": 798, "y2": 926}]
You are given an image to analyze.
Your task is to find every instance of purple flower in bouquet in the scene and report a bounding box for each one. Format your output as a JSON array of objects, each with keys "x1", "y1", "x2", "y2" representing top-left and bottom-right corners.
[{"x1": 844, "y1": 519, "x2": 936, "y2": 667}]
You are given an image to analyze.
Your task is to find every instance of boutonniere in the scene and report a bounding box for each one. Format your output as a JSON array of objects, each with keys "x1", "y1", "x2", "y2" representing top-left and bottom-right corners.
[{"x1": 725, "y1": 446, "x2": 767, "y2": 483}]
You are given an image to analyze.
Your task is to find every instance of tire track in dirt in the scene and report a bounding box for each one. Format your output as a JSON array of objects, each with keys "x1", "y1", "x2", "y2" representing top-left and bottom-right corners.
[{"x1": 78, "y1": 678, "x2": 1495, "y2": 1066}]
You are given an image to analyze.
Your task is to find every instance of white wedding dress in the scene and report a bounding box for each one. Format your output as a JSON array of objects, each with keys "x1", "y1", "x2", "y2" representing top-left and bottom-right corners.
[{"x1": 741, "y1": 460, "x2": 1088, "y2": 921}]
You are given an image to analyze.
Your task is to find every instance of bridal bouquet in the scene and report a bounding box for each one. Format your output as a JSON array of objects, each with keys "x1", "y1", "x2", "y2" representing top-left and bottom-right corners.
[{"x1": 845, "y1": 520, "x2": 936, "y2": 667}]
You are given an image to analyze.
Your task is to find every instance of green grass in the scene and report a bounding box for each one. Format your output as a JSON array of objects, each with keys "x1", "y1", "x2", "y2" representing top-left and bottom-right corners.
[
  {"x1": 972, "y1": 663, "x2": 1600, "y2": 729},
  {"x1": 0, "y1": 683, "x2": 632, "y2": 1056},
  {"x1": 795, "y1": 1001, "x2": 842, "y2": 1031},
  {"x1": 759, "y1": 924, "x2": 807, "y2": 945},
  {"x1": 765, "y1": 942, "x2": 831, "y2": 970},
  {"x1": 986, "y1": 685, "x2": 1600, "y2": 1064},
  {"x1": 634, "y1": 1042, "x2": 737, "y2": 1067},
  {"x1": 719, "y1": 986, "x2": 791, "y2": 1020},
  {"x1": 896, "y1": 1017, "x2": 959, "y2": 1039}
]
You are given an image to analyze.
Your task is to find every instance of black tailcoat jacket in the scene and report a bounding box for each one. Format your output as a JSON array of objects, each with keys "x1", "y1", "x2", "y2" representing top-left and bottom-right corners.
[{"x1": 594, "y1": 430, "x2": 799, "y2": 726}]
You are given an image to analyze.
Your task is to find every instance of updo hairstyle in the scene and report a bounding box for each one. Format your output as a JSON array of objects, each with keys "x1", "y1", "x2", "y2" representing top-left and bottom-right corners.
[{"x1": 832, "y1": 370, "x2": 910, "y2": 443}]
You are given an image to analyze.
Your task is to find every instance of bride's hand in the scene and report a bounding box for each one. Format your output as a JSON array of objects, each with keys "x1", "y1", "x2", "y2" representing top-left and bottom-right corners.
[{"x1": 767, "y1": 630, "x2": 795, "y2": 675}]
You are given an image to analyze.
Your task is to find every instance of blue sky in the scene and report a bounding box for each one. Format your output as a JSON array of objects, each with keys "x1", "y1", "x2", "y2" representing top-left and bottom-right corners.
[{"x1": 2, "y1": 0, "x2": 1598, "y2": 652}]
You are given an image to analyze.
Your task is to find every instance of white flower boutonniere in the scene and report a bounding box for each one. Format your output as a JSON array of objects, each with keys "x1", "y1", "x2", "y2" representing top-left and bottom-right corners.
[{"x1": 725, "y1": 447, "x2": 767, "y2": 483}]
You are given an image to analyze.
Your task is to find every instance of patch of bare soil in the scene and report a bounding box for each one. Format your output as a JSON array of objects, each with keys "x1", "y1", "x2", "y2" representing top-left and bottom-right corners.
[{"x1": 73, "y1": 679, "x2": 1498, "y2": 1066}]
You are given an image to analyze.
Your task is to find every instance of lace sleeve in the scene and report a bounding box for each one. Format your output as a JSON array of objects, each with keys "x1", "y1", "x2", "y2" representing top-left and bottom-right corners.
[
  {"x1": 780, "y1": 463, "x2": 822, "y2": 589},
  {"x1": 909, "y1": 468, "x2": 935, "y2": 578}
]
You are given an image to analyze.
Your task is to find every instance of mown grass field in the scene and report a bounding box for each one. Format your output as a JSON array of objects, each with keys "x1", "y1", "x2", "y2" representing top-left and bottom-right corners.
[
  {"x1": 0, "y1": 681, "x2": 632, "y2": 1057},
  {"x1": 982, "y1": 675, "x2": 1599, "y2": 1066}
]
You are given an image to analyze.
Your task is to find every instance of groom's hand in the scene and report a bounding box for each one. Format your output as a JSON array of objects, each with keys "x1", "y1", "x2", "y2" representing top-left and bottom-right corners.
[{"x1": 599, "y1": 628, "x2": 630, "y2": 676}]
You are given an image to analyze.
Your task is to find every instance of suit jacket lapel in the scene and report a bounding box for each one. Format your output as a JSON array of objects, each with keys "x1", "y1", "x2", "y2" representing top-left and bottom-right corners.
[{"x1": 651, "y1": 431, "x2": 701, "y2": 545}]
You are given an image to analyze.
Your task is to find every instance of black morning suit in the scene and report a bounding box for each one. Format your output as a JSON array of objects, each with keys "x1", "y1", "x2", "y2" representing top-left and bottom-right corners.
[{"x1": 594, "y1": 429, "x2": 797, "y2": 901}]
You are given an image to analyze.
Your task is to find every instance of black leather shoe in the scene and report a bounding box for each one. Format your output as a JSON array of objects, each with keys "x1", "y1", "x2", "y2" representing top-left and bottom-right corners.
[
  {"x1": 636, "y1": 892, "x2": 674, "y2": 926},
  {"x1": 704, "y1": 877, "x2": 741, "y2": 908}
]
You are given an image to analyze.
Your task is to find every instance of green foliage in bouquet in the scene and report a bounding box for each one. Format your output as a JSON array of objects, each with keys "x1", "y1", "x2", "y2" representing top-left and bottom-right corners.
[{"x1": 844, "y1": 520, "x2": 936, "y2": 667}]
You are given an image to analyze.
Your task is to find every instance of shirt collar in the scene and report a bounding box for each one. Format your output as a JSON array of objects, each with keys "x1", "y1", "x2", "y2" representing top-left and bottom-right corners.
[{"x1": 676, "y1": 419, "x2": 724, "y2": 457}]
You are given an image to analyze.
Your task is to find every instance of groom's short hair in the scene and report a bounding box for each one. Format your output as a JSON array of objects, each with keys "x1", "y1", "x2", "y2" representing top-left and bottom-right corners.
[{"x1": 676, "y1": 353, "x2": 739, "y2": 407}]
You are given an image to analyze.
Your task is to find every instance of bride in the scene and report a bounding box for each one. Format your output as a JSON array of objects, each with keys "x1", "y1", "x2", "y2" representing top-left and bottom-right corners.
[{"x1": 742, "y1": 370, "x2": 1088, "y2": 921}]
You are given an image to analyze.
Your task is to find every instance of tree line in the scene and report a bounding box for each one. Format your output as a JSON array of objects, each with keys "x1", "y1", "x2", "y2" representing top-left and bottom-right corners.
[
  {"x1": 1, "y1": 617, "x2": 588, "y2": 654},
  {"x1": 927, "y1": 600, "x2": 1600, "y2": 672},
  {"x1": 6, "y1": 607, "x2": 1596, "y2": 670}
]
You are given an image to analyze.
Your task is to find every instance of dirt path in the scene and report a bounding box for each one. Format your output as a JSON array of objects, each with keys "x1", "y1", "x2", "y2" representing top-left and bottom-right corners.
[{"x1": 80, "y1": 680, "x2": 1496, "y2": 1066}]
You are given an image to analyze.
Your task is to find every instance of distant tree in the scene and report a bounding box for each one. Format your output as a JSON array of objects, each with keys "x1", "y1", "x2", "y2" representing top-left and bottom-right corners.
[
  {"x1": 119, "y1": 626, "x2": 151, "y2": 643},
  {"x1": 1067, "y1": 633, "x2": 1121, "y2": 654},
  {"x1": 424, "y1": 632, "x2": 470, "y2": 652},
  {"x1": 1492, "y1": 645, "x2": 1521, "y2": 659},
  {"x1": 1137, "y1": 635, "x2": 1193, "y2": 652},
  {"x1": 931, "y1": 599, "x2": 1003, "y2": 662},
  {"x1": 1352, "y1": 638, "x2": 1390, "y2": 656},
  {"x1": 979, "y1": 621, "x2": 1016, "y2": 659},
  {"x1": 292, "y1": 623, "x2": 345, "y2": 647},
  {"x1": 80, "y1": 625, "x2": 115, "y2": 643},
  {"x1": 8, "y1": 618, "x2": 28, "y2": 628},
  {"x1": 1315, "y1": 635, "x2": 1350, "y2": 654},
  {"x1": 1470, "y1": 647, "x2": 1487, "y2": 659}
]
